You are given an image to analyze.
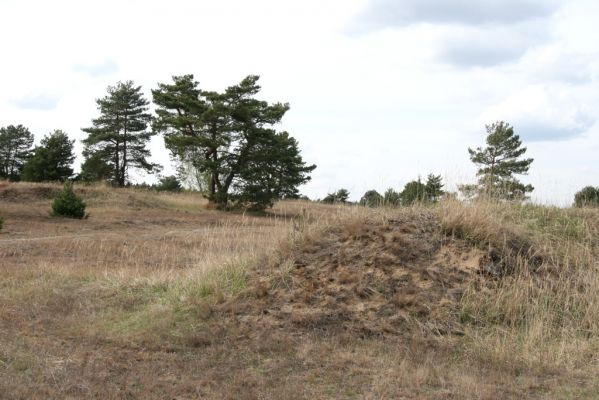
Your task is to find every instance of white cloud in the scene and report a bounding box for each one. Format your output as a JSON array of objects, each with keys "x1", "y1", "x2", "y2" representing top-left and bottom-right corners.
[
  {"x1": 352, "y1": 0, "x2": 560, "y2": 33},
  {"x1": 10, "y1": 93, "x2": 60, "y2": 110},
  {"x1": 74, "y1": 60, "x2": 119, "y2": 78},
  {"x1": 480, "y1": 84, "x2": 598, "y2": 141}
]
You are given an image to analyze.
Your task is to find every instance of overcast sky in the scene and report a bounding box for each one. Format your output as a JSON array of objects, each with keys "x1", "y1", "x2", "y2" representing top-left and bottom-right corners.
[{"x1": 1, "y1": 0, "x2": 597, "y2": 205}]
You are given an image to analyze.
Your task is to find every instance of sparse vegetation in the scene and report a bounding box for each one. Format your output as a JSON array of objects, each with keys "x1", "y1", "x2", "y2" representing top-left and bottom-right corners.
[{"x1": 2, "y1": 182, "x2": 599, "y2": 398}]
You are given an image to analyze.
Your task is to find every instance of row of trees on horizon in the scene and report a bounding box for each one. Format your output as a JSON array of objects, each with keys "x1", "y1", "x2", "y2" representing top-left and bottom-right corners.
[
  {"x1": 1, "y1": 79, "x2": 598, "y2": 208},
  {"x1": 322, "y1": 173, "x2": 445, "y2": 207}
]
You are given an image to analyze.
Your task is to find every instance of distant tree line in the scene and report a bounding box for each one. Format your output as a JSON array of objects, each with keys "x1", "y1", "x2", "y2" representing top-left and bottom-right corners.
[
  {"x1": 314, "y1": 121, "x2": 596, "y2": 208},
  {"x1": 0, "y1": 75, "x2": 316, "y2": 211},
  {"x1": 321, "y1": 173, "x2": 444, "y2": 207}
]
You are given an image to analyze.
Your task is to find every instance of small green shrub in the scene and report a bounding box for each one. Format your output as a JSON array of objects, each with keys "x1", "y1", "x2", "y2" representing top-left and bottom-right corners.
[
  {"x1": 52, "y1": 182, "x2": 86, "y2": 219},
  {"x1": 156, "y1": 175, "x2": 182, "y2": 192}
]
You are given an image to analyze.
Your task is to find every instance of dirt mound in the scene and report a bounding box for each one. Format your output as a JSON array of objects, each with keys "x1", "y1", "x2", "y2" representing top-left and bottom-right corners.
[{"x1": 241, "y1": 211, "x2": 486, "y2": 337}]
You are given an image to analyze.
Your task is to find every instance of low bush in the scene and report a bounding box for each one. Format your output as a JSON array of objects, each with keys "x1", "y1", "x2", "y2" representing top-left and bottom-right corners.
[
  {"x1": 51, "y1": 182, "x2": 87, "y2": 219},
  {"x1": 156, "y1": 175, "x2": 182, "y2": 192}
]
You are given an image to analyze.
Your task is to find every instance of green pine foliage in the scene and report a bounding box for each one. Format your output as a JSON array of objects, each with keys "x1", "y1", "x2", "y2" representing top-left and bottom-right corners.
[
  {"x1": 0, "y1": 124, "x2": 34, "y2": 181},
  {"x1": 21, "y1": 130, "x2": 75, "y2": 182},
  {"x1": 574, "y1": 186, "x2": 599, "y2": 207},
  {"x1": 468, "y1": 121, "x2": 534, "y2": 200},
  {"x1": 360, "y1": 190, "x2": 383, "y2": 207},
  {"x1": 153, "y1": 74, "x2": 315, "y2": 210},
  {"x1": 401, "y1": 179, "x2": 427, "y2": 205},
  {"x1": 156, "y1": 175, "x2": 182, "y2": 192},
  {"x1": 82, "y1": 81, "x2": 160, "y2": 187},
  {"x1": 79, "y1": 150, "x2": 113, "y2": 183},
  {"x1": 232, "y1": 132, "x2": 313, "y2": 210},
  {"x1": 383, "y1": 188, "x2": 401, "y2": 206},
  {"x1": 322, "y1": 189, "x2": 350, "y2": 204},
  {"x1": 52, "y1": 182, "x2": 87, "y2": 219},
  {"x1": 425, "y1": 173, "x2": 444, "y2": 202}
]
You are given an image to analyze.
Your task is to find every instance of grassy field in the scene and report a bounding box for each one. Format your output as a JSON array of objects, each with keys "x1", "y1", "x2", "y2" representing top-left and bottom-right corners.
[{"x1": 1, "y1": 182, "x2": 599, "y2": 399}]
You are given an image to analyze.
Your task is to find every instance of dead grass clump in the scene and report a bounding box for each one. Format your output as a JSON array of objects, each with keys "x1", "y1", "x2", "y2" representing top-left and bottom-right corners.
[{"x1": 439, "y1": 199, "x2": 544, "y2": 276}]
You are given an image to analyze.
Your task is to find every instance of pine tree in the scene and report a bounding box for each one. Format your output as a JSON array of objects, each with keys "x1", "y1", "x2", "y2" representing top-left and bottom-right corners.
[
  {"x1": 401, "y1": 179, "x2": 427, "y2": 205},
  {"x1": 51, "y1": 181, "x2": 86, "y2": 219},
  {"x1": 0, "y1": 124, "x2": 34, "y2": 180},
  {"x1": 79, "y1": 149, "x2": 112, "y2": 183},
  {"x1": 153, "y1": 74, "x2": 315, "y2": 209},
  {"x1": 360, "y1": 189, "x2": 383, "y2": 207},
  {"x1": 82, "y1": 81, "x2": 159, "y2": 186},
  {"x1": 21, "y1": 130, "x2": 75, "y2": 182},
  {"x1": 383, "y1": 188, "x2": 401, "y2": 206},
  {"x1": 322, "y1": 189, "x2": 350, "y2": 204},
  {"x1": 574, "y1": 186, "x2": 599, "y2": 207},
  {"x1": 425, "y1": 173, "x2": 444, "y2": 202},
  {"x1": 232, "y1": 132, "x2": 316, "y2": 210},
  {"x1": 468, "y1": 121, "x2": 533, "y2": 200}
]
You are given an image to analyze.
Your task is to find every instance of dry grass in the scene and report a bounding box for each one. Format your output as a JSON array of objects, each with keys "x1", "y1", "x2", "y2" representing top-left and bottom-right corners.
[
  {"x1": 439, "y1": 199, "x2": 599, "y2": 374},
  {"x1": 1, "y1": 182, "x2": 599, "y2": 399}
]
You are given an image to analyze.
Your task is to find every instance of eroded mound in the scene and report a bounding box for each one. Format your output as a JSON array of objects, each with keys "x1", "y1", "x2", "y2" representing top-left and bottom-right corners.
[{"x1": 245, "y1": 211, "x2": 486, "y2": 337}]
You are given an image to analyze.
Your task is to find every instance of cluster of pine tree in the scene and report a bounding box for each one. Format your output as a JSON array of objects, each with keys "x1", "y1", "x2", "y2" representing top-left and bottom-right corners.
[
  {"x1": 0, "y1": 126, "x2": 75, "y2": 182},
  {"x1": 0, "y1": 75, "x2": 316, "y2": 211}
]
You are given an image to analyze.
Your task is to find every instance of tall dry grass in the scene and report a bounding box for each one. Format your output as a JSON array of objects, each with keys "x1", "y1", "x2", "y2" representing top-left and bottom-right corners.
[
  {"x1": 439, "y1": 199, "x2": 599, "y2": 370},
  {"x1": 3, "y1": 182, "x2": 599, "y2": 376}
]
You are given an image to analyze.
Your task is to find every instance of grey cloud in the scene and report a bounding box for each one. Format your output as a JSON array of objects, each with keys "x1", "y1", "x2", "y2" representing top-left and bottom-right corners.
[
  {"x1": 10, "y1": 93, "x2": 60, "y2": 110},
  {"x1": 530, "y1": 53, "x2": 594, "y2": 85},
  {"x1": 74, "y1": 59, "x2": 118, "y2": 77},
  {"x1": 438, "y1": 44, "x2": 523, "y2": 67},
  {"x1": 516, "y1": 116, "x2": 594, "y2": 142},
  {"x1": 352, "y1": 0, "x2": 560, "y2": 32},
  {"x1": 437, "y1": 21, "x2": 552, "y2": 67}
]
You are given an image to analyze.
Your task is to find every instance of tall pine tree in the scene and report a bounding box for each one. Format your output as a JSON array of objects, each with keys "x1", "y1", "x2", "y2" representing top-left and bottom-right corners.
[
  {"x1": 0, "y1": 124, "x2": 34, "y2": 180},
  {"x1": 425, "y1": 173, "x2": 444, "y2": 202},
  {"x1": 82, "y1": 81, "x2": 159, "y2": 186},
  {"x1": 468, "y1": 121, "x2": 533, "y2": 200}
]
